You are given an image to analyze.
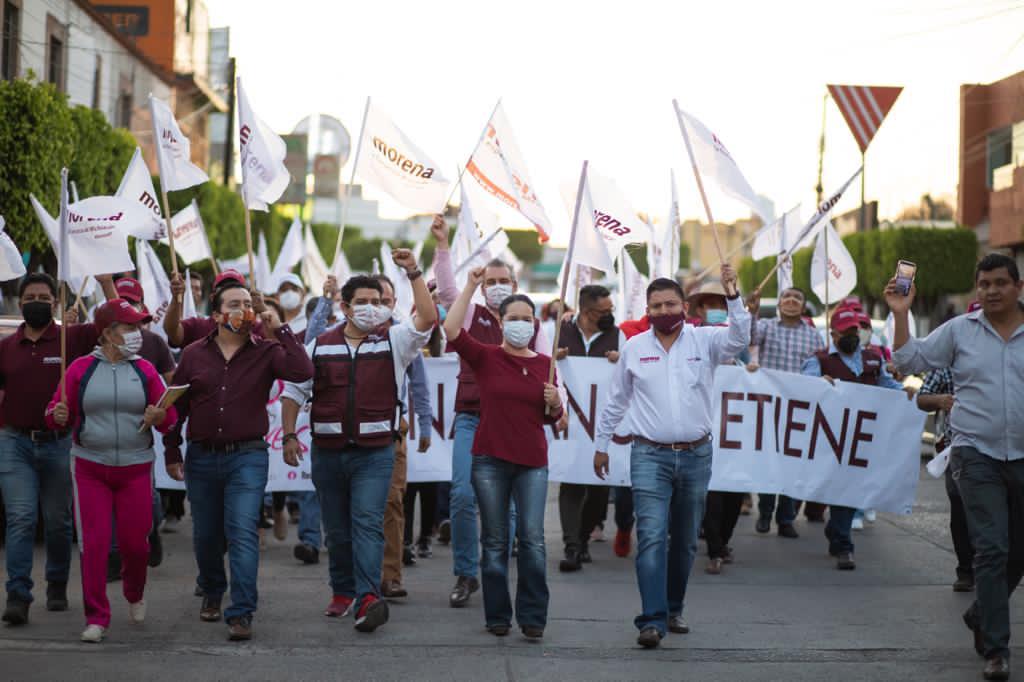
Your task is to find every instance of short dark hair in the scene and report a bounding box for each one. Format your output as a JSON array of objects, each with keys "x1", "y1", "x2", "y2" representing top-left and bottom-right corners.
[
  {"x1": 498, "y1": 293, "x2": 535, "y2": 318},
  {"x1": 578, "y1": 284, "x2": 611, "y2": 310},
  {"x1": 341, "y1": 275, "x2": 383, "y2": 304},
  {"x1": 370, "y1": 273, "x2": 395, "y2": 295},
  {"x1": 211, "y1": 282, "x2": 247, "y2": 312},
  {"x1": 976, "y1": 253, "x2": 1020, "y2": 282},
  {"x1": 264, "y1": 299, "x2": 285, "y2": 322},
  {"x1": 781, "y1": 286, "x2": 806, "y2": 301},
  {"x1": 19, "y1": 273, "x2": 57, "y2": 299},
  {"x1": 646, "y1": 277, "x2": 685, "y2": 303}
]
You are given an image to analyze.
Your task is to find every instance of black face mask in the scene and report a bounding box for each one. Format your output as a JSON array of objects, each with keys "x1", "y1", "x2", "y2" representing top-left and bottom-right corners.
[
  {"x1": 836, "y1": 334, "x2": 860, "y2": 355},
  {"x1": 597, "y1": 313, "x2": 616, "y2": 332},
  {"x1": 22, "y1": 301, "x2": 54, "y2": 329}
]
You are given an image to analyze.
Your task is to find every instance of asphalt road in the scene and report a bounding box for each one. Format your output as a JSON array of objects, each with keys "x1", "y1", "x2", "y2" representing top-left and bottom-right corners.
[{"x1": 0, "y1": 463, "x2": 1016, "y2": 681}]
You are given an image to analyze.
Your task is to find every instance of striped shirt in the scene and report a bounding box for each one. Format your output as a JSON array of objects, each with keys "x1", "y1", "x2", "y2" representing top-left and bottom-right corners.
[{"x1": 750, "y1": 317, "x2": 826, "y2": 374}]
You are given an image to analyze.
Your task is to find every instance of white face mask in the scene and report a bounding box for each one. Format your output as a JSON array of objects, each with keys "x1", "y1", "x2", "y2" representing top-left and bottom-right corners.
[
  {"x1": 117, "y1": 330, "x2": 143, "y2": 356},
  {"x1": 858, "y1": 327, "x2": 873, "y2": 346},
  {"x1": 351, "y1": 304, "x2": 390, "y2": 332},
  {"x1": 484, "y1": 283, "x2": 514, "y2": 309},
  {"x1": 279, "y1": 290, "x2": 302, "y2": 311},
  {"x1": 502, "y1": 320, "x2": 534, "y2": 348}
]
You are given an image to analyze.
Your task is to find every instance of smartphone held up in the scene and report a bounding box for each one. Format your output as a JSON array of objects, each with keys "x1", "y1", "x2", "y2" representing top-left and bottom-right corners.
[{"x1": 894, "y1": 260, "x2": 916, "y2": 296}]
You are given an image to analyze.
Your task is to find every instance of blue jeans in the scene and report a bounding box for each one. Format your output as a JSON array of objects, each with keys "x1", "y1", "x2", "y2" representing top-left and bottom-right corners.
[
  {"x1": 471, "y1": 454, "x2": 548, "y2": 629},
  {"x1": 630, "y1": 441, "x2": 712, "y2": 635},
  {"x1": 295, "y1": 491, "x2": 322, "y2": 548},
  {"x1": 185, "y1": 445, "x2": 269, "y2": 621},
  {"x1": 0, "y1": 429, "x2": 73, "y2": 602},
  {"x1": 825, "y1": 506, "x2": 856, "y2": 555},
  {"x1": 450, "y1": 412, "x2": 481, "y2": 578},
  {"x1": 311, "y1": 443, "x2": 393, "y2": 600},
  {"x1": 757, "y1": 494, "x2": 796, "y2": 525}
]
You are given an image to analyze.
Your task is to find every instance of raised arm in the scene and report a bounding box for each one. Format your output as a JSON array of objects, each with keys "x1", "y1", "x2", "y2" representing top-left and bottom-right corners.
[
  {"x1": 443, "y1": 267, "x2": 483, "y2": 343},
  {"x1": 164, "y1": 273, "x2": 187, "y2": 348},
  {"x1": 431, "y1": 215, "x2": 459, "y2": 308},
  {"x1": 393, "y1": 248, "x2": 437, "y2": 333}
]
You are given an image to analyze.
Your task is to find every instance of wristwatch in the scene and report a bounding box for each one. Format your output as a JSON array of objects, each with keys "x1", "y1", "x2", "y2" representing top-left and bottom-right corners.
[{"x1": 406, "y1": 269, "x2": 423, "y2": 281}]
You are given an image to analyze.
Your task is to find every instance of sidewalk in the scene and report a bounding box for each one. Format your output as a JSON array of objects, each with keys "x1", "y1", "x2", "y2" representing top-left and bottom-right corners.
[{"x1": 0, "y1": 466, "x2": 1016, "y2": 681}]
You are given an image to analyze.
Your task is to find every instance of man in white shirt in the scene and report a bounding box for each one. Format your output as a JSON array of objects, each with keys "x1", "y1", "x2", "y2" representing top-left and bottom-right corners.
[{"x1": 594, "y1": 266, "x2": 750, "y2": 649}]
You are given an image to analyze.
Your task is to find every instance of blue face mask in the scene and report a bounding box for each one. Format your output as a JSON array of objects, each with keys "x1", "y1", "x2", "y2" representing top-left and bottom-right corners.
[
  {"x1": 706, "y1": 309, "x2": 728, "y2": 325},
  {"x1": 437, "y1": 304, "x2": 447, "y2": 322}
]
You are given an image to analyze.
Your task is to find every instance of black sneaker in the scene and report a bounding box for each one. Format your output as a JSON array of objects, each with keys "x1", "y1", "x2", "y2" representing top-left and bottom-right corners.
[
  {"x1": 449, "y1": 576, "x2": 479, "y2": 608},
  {"x1": 2, "y1": 598, "x2": 29, "y2": 626},
  {"x1": 415, "y1": 537, "x2": 432, "y2": 558},
  {"x1": 148, "y1": 529, "x2": 164, "y2": 568},
  {"x1": 953, "y1": 575, "x2": 975, "y2": 593},
  {"x1": 45, "y1": 582, "x2": 68, "y2": 612},
  {"x1": 755, "y1": 516, "x2": 771, "y2": 533},
  {"x1": 578, "y1": 546, "x2": 592, "y2": 564},
  {"x1": 106, "y1": 552, "x2": 122, "y2": 583},
  {"x1": 559, "y1": 549, "x2": 582, "y2": 573},
  {"x1": 402, "y1": 543, "x2": 417, "y2": 566},
  {"x1": 777, "y1": 524, "x2": 799, "y2": 539},
  {"x1": 293, "y1": 543, "x2": 320, "y2": 565},
  {"x1": 637, "y1": 626, "x2": 662, "y2": 649},
  {"x1": 437, "y1": 519, "x2": 451, "y2": 545},
  {"x1": 487, "y1": 623, "x2": 510, "y2": 637}
]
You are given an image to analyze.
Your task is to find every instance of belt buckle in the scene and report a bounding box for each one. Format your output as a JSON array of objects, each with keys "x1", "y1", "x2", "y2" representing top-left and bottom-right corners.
[
  {"x1": 30, "y1": 430, "x2": 48, "y2": 442},
  {"x1": 672, "y1": 442, "x2": 686, "y2": 451}
]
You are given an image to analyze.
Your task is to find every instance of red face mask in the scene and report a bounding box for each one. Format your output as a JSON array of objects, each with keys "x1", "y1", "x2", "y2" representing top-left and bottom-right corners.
[{"x1": 649, "y1": 312, "x2": 685, "y2": 334}]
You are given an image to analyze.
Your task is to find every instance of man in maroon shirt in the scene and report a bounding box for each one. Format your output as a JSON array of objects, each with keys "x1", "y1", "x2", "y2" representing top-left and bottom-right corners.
[
  {"x1": 163, "y1": 269, "x2": 265, "y2": 349},
  {"x1": 163, "y1": 280, "x2": 313, "y2": 641},
  {"x1": 0, "y1": 273, "x2": 99, "y2": 626}
]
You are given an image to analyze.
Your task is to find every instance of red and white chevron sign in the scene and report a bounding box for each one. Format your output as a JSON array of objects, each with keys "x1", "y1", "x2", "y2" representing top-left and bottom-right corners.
[{"x1": 827, "y1": 85, "x2": 903, "y2": 153}]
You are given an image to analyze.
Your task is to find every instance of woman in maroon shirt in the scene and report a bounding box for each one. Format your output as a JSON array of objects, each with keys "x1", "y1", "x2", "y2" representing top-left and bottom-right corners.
[{"x1": 443, "y1": 268, "x2": 563, "y2": 641}]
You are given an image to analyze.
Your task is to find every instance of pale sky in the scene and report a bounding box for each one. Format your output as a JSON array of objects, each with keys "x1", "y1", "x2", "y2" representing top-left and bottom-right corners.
[{"x1": 208, "y1": 0, "x2": 1024, "y2": 243}]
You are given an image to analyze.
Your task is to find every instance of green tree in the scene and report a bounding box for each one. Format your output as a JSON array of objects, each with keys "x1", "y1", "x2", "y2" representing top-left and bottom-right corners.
[
  {"x1": 505, "y1": 229, "x2": 544, "y2": 265},
  {"x1": 68, "y1": 106, "x2": 136, "y2": 198}
]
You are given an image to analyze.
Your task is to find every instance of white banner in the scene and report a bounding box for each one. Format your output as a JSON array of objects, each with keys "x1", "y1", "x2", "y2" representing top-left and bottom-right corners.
[
  {"x1": 709, "y1": 366, "x2": 923, "y2": 514},
  {"x1": 357, "y1": 101, "x2": 449, "y2": 214},
  {"x1": 60, "y1": 195, "x2": 139, "y2": 280},
  {"x1": 160, "y1": 200, "x2": 213, "y2": 265},
  {"x1": 115, "y1": 147, "x2": 167, "y2": 240}
]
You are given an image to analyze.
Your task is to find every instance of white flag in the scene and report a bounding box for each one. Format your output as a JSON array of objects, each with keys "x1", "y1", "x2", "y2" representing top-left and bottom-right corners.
[
  {"x1": 149, "y1": 95, "x2": 209, "y2": 192},
  {"x1": 59, "y1": 195, "x2": 138, "y2": 282},
  {"x1": 256, "y1": 232, "x2": 274, "y2": 294},
  {"x1": 237, "y1": 77, "x2": 290, "y2": 211},
  {"x1": 662, "y1": 170, "x2": 681, "y2": 277},
  {"x1": 380, "y1": 241, "x2": 413, "y2": 318},
  {"x1": 270, "y1": 216, "x2": 304, "y2": 291},
  {"x1": 776, "y1": 254, "x2": 794, "y2": 298},
  {"x1": 135, "y1": 239, "x2": 172, "y2": 339},
  {"x1": 183, "y1": 268, "x2": 197, "y2": 319},
  {"x1": 115, "y1": 147, "x2": 166, "y2": 240},
  {"x1": 751, "y1": 204, "x2": 803, "y2": 261},
  {"x1": 783, "y1": 168, "x2": 863, "y2": 259},
  {"x1": 811, "y1": 222, "x2": 857, "y2": 305},
  {"x1": 452, "y1": 185, "x2": 506, "y2": 290},
  {"x1": 674, "y1": 103, "x2": 771, "y2": 224},
  {"x1": 619, "y1": 249, "x2": 648, "y2": 322},
  {"x1": 561, "y1": 167, "x2": 640, "y2": 274},
  {"x1": 466, "y1": 102, "x2": 554, "y2": 241},
  {"x1": 0, "y1": 216, "x2": 26, "y2": 282},
  {"x1": 161, "y1": 200, "x2": 213, "y2": 265},
  {"x1": 30, "y1": 194, "x2": 91, "y2": 296},
  {"x1": 357, "y1": 101, "x2": 448, "y2": 214},
  {"x1": 302, "y1": 224, "x2": 331, "y2": 295}
]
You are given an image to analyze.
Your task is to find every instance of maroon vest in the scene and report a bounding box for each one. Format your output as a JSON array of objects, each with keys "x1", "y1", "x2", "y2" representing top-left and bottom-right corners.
[
  {"x1": 309, "y1": 324, "x2": 399, "y2": 449},
  {"x1": 558, "y1": 319, "x2": 620, "y2": 358},
  {"x1": 814, "y1": 348, "x2": 883, "y2": 386},
  {"x1": 453, "y1": 304, "x2": 539, "y2": 414}
]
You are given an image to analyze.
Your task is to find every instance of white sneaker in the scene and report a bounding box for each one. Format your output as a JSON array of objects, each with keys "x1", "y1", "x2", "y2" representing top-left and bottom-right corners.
[
  {"x1": 81, "y1": 624, "x2": 105, "y2": 643},
  {"x1": 128, "y1": 600, "x2": 146, "y2": 624},
  {"x1": 851, "y1": 517, "x2": 864, "y2": 531},
  {"x1": 864, "y1": 509, "x2": 877, "y2": 523}
]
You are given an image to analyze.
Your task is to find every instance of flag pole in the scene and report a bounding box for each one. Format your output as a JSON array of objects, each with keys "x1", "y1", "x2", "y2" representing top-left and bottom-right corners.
[
  {"x1": 148, "y1": 96, "x2": 179, "y2": 278},
  {"x1": 331, "y1": 96, "x2": 371, "y2": 273},
  {"x1": 824, "y1": 225, "x2": 832, "y2": 330},
  {"x1": 243, "y1": 191, "x2": 256, "y2": 290},
  {"x1": 673, "y1": 100, "x2": 727, "y2": 267},
  {"x1": 452, "y1": 228, "x2": 505, "y2": 277},
  {"x1": 57, "y1": 168, "x2": 69, "y2": 404},
  {"x1": 816, "y1": 92, "x2": 827, "y2": 205},
  {"x1": 442, "y1": 98, "x2": 502, "y2": 210},
  {"x1": 60, "y1": 282, "x2": 67, "y2": 403},
  {"x1": 548, "y1": 160, "x2": 588, "y2": 385}
]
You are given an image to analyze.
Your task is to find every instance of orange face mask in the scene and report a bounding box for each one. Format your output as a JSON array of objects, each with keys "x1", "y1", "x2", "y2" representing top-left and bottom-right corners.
[{"x1": 222, "y1": 308, "x2": 256, "y2": 332}]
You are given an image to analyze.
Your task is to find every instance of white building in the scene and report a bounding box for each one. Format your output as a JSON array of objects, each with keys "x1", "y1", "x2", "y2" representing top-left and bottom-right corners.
[{"x1": 1, "y1": 0, "x2": 173, "y2": 130}]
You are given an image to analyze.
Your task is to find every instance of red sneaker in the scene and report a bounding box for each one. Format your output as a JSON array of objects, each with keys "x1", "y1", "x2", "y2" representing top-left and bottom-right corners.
[
  {"x1": 354, "y1": 594, "x2": 389, "y2": 632},
  {"x1": 324, "y1": 595, "x2": 354, "y2": 618},
  {"x1": 614, "y1": 529, "x2": 631, "y2": 558}
]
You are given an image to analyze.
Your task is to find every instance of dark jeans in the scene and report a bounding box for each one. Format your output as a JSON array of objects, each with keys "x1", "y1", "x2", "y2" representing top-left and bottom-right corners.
[
  {"x1": 404, "y1": 482, "x2": 438, "y2": 544},
  {"x1": 558, "y1": 483, "x2": 610, "y2": 552},
  {"x1": 703, "y1": 491, "x2": 744, "y2": 558},
  {"x1": 614, "y1": 486, "x2": 634, "y2": 534},
  {"x1": 471, "y1": 455, "x2": 548, "y2": 630},
  {"x1": 436, "y1": 482, "x2": 451, "y2": 522},
  {"x1": 945, "y1": 467, "x2": 975, "y2": 580},
  {"x1": 311, "y1": 443, "x2": 393, "y2": 601},
  {"x1": 161, "y1": 489, "x2": 186, "y2": 519},
  {"x1": 825, "y1": 506, "x2": 857, "y2": 555},
  {"x1": 0, "y1": 429, "x2": 73, "y2": 602},
  {"x1": 185, "y1": 444, "x2": 269, "y2": 621},
  {"x1": 757, "y1": 494, "x2": 797, "y2": 525},
  {"x1": 952, "y1": 446, "x2": 1024, "y2": 660}
]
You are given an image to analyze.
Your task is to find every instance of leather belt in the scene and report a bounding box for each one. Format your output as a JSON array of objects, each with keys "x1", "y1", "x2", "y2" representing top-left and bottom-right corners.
[
  {"x1": 633, "y1": 434, "x2": 711, "y2": 451},
  {"x1": 12, "y1": 427, "x2": 69, "y2": 443},
  {"x1": 190, "y1": 439, "x2": 268, "y2": 455}
]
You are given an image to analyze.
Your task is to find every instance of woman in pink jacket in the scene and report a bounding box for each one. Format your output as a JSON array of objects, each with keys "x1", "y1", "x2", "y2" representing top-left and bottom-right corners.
[{"x1": 46, "y1": 299, "x2": 177, "y2": 643}]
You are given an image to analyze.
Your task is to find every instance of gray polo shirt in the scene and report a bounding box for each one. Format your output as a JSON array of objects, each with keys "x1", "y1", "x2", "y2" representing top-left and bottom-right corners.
[{"x1": 892, "y1": 307, "x2": 1024, "y2": 461}]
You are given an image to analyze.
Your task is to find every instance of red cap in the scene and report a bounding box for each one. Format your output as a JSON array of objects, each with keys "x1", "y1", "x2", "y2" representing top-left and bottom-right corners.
[
  {"x1": 114, "y1": 277, "x2": 144, "y2": 303},
  {"x1": 94, "y1": 298, "x2": 151, "y2": 333},
  {"x1": 839, "y1": 296, "x2": 863, "y2": 312},
  {"x1": 967, "y1": 300, "x2": 982, "y2": 313},
  {"x1": 830, "y1": 308, "x2": 861, "y2": 333},
  {"x1": 214, "y1": 269, "x2": 246, "y2": 289},
  {"x1": 857, "y1": 311, "x2": 872, "y2": 328}
]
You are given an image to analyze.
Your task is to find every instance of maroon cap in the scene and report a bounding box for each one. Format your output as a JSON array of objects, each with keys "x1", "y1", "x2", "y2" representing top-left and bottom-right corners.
[
  {"x1": 214, "y1": 269, "x2": 246, "y2": 289},
  {"x1": 857, "y1": 311, "x2": 872, "y2": 329},
  {"x1": 114, "y1": 277, "x2": 144, "y2": 303},
  {"x1": 830, "y1": 308, "x2": 861, "y2": 333},
  {"x1": 967, "y1": 300, "x2": 982, "y2": 313},
  {"x1": 94, "y1": 298, "x2": 152, "y2": 333},
  {"x1": 839, "y1": 296, "x2": 863, "y2": 311}
]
